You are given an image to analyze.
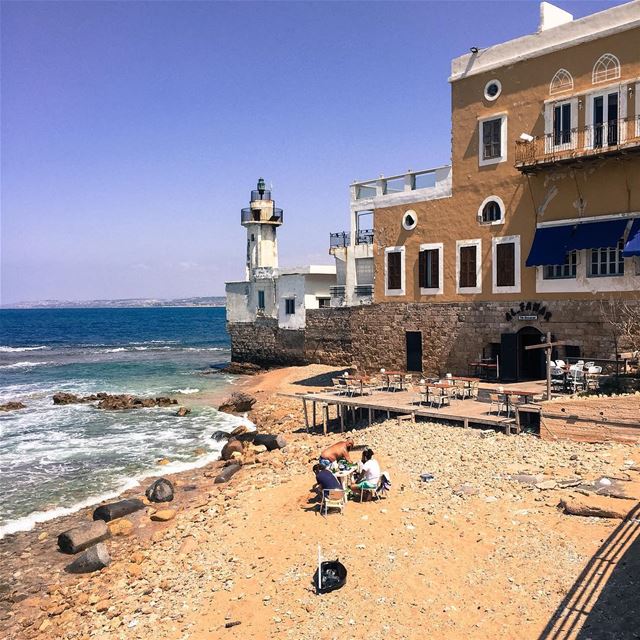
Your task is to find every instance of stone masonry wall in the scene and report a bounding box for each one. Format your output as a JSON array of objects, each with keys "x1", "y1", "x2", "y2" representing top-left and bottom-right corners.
[{"x1": 228, "y1": 300, "x2": 639, "y2": 374}]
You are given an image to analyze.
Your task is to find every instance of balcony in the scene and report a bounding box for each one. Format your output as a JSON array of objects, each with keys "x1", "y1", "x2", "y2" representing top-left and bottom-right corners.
[
  {"x1": 515, "y1": 117, "x2": 640, "y2": 173},
  {"x1": 354, "y1": 284, "x2": 373, "y2": 296},
  {"x1": 329, "y1": 285, "x2": 346, "y2": 297},
  {"x1": 330, "y1": 232, "x2": 350, "y2": 249},
  {"x1": 351, "y1": 165, "x2": 452, "y2": 205},
  {"x1": 241, "y1": 207, "x2": 284, "y2": 224}
]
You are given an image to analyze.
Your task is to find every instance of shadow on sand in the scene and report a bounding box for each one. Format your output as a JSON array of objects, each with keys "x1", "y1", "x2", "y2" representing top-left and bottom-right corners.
[{"x1": 538, "y1": 503, "x2": 640, "y2": 640}]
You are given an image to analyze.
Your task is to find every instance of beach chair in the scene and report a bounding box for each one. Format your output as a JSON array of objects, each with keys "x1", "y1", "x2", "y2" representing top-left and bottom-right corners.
[
  {"x1": 332, "y1": 378, "x2": 347, "y2": 395},
  {"x1": 321, "y1": 489, "x2": 346, "y2": 516},
  {"x1": 430, "y1": 387, "x2": 451, "y2": 409}
]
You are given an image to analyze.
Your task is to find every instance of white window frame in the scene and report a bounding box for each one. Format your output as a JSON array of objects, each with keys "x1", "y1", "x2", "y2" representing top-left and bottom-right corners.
[
  {"x1": 592, "y1": 53, "x2": 621, "y2": 84},
  {"x1": 419, "y1": 242, "x2": 444, "y2": 296},
  {"x1": 456, "y1": 239, "x2": 482, "y2": 294},
  {"x1": 584, "y1": 84, "x2": 627, "y2": 149},
  {"x1": 492, "y1": 235, "x2": 521, "y2": 294},
  {"x1": 478, "y1": 113, "x2": 507, "y2": 167},
  {"x1": 549, "y1": 69, "x2": 574, "y2": 96},
  {"x1": 544, "y1": 98, "x2": 578, "y2": 153},
  {"x1": 384, "y1": 246, "x2": 405, "y2": 296},
  {"x1": 477, "y1": 195, "x2": 505, "y2": 226}
]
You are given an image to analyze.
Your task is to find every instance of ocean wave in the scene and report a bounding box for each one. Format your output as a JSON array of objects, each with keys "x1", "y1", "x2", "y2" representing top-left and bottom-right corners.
[
  {"x1": 0, "y1": 415, "x2": 255, "y2": 539},
  {"x1": 171, "y1": 387, "x2": 200, "y2": 394},
  {"x1": 0, "y1": 361, "x2": 51, "y2": 370},
  {"x1": 0, "y1": 346, "x2": 49, "y2": 353}
]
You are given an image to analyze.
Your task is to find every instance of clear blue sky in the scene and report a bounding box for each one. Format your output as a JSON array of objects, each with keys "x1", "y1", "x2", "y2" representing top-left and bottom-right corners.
[{"x1": 0, "y1": 0, "x2": 624, "y2": 303}]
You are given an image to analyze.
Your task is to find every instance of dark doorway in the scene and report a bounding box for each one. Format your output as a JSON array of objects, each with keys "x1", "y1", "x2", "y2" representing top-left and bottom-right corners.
[
  {"x1": 405, "y1": 331, "x2": 422, "y2": 372},
  {"x1": 517, "y1": 326, "x2": 545, "y2": 380},
  {"x1": 500, "y1": 327, "x2": 545, "y2": 381}
]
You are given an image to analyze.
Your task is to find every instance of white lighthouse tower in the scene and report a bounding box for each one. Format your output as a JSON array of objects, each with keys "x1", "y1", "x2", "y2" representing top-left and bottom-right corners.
[{"x1": 241, "y1": 178, "x2": 283, "y2": 280}]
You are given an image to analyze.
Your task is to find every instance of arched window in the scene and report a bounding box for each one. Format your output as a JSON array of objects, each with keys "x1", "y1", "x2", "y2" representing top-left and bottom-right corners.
[
  {"x1": 549, "y1": 69, "x2": 573, "y2": 95},
  {"x1": 478, "y1": 196, "x2": 505, "y2": 224},
  {"x1": 592, "y1": 54, "x2": 620, "y2": 84}
]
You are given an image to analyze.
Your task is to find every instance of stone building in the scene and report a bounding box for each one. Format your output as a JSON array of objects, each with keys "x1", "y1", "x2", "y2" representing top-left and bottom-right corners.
[{"x1": 228, "y1": 2, "x2": 640, "y2": 378}]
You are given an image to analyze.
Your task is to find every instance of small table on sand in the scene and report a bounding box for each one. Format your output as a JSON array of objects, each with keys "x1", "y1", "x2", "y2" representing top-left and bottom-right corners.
[{"x1": 334, "y1": 467, "x2": 357, "y2": 491}]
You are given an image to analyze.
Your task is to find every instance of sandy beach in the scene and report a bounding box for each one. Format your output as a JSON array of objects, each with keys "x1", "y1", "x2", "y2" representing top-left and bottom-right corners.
[{"x1": 1, "y1": 364, "x2": 639, "y2": 640}]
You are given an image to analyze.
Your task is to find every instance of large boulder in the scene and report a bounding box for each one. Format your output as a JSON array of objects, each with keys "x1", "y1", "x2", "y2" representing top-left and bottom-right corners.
[
  {"x1": 145, "y1": 478, "x2": 175, "y2": 503},
  {"x1": 221, "y1": 439, "x2": 243, "y2": 461},
  {"x1": 217, "y1": 392, "x2": 256, "y2": 415}
]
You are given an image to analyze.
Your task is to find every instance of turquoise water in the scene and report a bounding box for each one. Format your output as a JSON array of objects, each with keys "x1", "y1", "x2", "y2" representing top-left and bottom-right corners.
[{"x1": 0, "y1": 307, "x2": 243, "y2": 537}]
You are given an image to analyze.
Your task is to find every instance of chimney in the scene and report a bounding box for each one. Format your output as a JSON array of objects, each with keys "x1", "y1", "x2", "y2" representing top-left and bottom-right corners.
[{"x1": 538, "y1": 1, "x2": 573, "y2": 32}]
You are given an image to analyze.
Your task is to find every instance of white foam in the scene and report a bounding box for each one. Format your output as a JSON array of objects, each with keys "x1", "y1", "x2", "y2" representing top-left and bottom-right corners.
[
  {"x1": 0, "y1": 346, "x2": 49, "y2": 353},
  {"x1": 0, "y1": 414, "x2": 255, "y2": 539},
  {"x1": 0, "y1": 361, "x2": 51, "y2": 369},
  {"x1": 171, "y1": 387, "x2": 200, "y2": 394}
]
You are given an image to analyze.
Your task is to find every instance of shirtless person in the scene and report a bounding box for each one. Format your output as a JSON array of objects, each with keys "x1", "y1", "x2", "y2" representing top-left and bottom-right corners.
[{"x1": 318, "y1": 439, "x2": 354, "y2": 467}]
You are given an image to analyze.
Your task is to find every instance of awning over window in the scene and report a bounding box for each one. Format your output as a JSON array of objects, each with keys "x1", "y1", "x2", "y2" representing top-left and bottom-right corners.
[
  {"x1": 623, "y1": 218, "x2": 640, "y2": 257},
  {"x1": 565, "y1": 218, "x2": 628, "y2": 252},
  {"x1": 526, "y1": 218, "x2": 630, "y2": 267},
  {"x1": 525, "y1": 225, "x2": 576, "y2": 267}
]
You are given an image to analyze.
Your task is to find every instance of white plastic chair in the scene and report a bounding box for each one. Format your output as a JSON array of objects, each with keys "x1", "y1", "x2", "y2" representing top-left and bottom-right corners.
[
  {"x1": 555, "y1": 359, "x2": 566, "y2": 368},
  {"x1": 321, "y1": 489, "x2": 346, "y2": 516}
]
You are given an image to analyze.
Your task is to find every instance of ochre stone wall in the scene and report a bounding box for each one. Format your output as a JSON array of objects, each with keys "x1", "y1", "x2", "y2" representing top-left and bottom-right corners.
[{"x1": 228, "y1": 299, "x2": 639, "y2": 376}]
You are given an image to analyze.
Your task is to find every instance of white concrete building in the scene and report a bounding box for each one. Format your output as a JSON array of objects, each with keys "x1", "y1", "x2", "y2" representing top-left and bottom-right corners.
[{"x1": 225, "y1": 180, "x2": 336, "y2": 329}]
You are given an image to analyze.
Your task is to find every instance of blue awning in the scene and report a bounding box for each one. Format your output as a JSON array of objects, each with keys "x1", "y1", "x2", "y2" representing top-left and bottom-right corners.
[
  {"x1": 623, "y1": 218, "x2": 640, "y2": 257},
  {"x1": 565, "y1": 218, "x2": 628, "y2": 252},
  {"x1": 526, "y1": 218, "x2": 631, "y2": 267},
  {"x1": 525, "y1": 225, "x2": 576, "y2": 267}
]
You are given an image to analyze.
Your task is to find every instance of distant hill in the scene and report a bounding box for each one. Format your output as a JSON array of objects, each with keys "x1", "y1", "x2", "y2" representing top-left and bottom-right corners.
[{"x1": 3, "y1": 296, "x2": 226, "y2": 309}]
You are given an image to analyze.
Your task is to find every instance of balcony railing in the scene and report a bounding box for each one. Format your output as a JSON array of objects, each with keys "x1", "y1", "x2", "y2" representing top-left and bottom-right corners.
[
  {"x1": 330, "y1": 231, "x2": 350, "y2": 248},
  {"x1": 329, "y1": 285, "x2": 346, "y2": 297},
  {"x1": 250, "y1": 189, "x2": 272, "y2": 201},
  {"x1": 515, "y1": 117, "x2": 640, "y2": 172},
  {"x1": 356, "y1": 229, "x2": 374, "y2": 245},
  {"x1": 241, "y1": 207, "x2": 284, "y2": 224},
  {"x1": 354, "y1": 284, "x2": 373, "y2": 296},
  {"x1": 351, "y1": 165, "x2": 452, "y2": 202},
  {"x1": 329, "y1": 229, "x2": 373, "y2": 251}
]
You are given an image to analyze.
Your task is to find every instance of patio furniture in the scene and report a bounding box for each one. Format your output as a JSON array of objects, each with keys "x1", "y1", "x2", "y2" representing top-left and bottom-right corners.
[
  {"x1": 332, "y1": 378, "x2": 347, "y2": 395},
  {"x1": 555, "y1": 359, "x2": 566, "y2": 368},
  {"x1": 489, "y1": 393, "x2": 507, "y2": 415},
  {"x1": 320, "y1": 489, "x2": 346, "y2": 516},
  {"x1": 586, "y1": 366, "x2": 602, "y2": 391},
  {"x1": 568, "y1": 367, "x2": 586, "y2": 393},
  {"x1": 550, "y1": 367, "x2": 565, "y2": 392},
  {"x1": 430, "y1": 386, "x2": 451, "y2": 409}
]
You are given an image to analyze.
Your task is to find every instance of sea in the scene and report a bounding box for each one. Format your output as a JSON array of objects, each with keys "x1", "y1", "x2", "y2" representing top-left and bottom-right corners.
[{"x1": 0, "y1": 307, "x2": 244, "y2": 538}]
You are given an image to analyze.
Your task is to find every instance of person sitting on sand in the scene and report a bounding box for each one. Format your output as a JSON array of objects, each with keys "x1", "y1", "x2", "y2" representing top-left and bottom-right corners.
[
  {"x1": 319, "y1": 439, "x2": 354, "y2": 467},
  {"x1": 350, "y1": 448, "x2": 380, "y2": 499},
  {"x1": 312, "y1": 464, "x2": 342, "y2": 496}
]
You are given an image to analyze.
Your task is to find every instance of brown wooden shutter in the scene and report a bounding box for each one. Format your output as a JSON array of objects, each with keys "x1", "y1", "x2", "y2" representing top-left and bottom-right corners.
[
  {"x1": 387, "y1": 251, "x2": 401, "y2": 290},
  {"x1": 459, "y1": 246, "x2": 476, "y2": 288},
  {"x1": 418, "y1": 250, "x2": 426, "y2": 288},
  {"x1": 429, "y1": 249, "x2": 439, "y2": 288},
  {"x1": 496, "y1": 242, "x2": 515, "y2": 287}
]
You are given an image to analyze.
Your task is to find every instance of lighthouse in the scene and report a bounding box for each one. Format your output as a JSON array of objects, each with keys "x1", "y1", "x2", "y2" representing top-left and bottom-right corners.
[{"x1": 241, "y1": 178, "x2": 284, "y2": 281}]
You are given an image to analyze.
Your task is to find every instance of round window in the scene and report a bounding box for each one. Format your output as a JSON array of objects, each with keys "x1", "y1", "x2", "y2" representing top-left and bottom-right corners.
[
  {"x1": 477, "y1": 196, "x2": 505, "y2": 224},
  {"x1": 484, "y1": 79, "x2": 502, "y2": 101},
  {"x1": 402, "y1": 210, "x2": 417, "y2": 231}
]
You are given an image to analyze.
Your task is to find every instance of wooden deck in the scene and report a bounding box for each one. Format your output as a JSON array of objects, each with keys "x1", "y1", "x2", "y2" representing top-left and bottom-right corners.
[{"x1": 288, "y1": 388, "x2": 520, "y2": 434}]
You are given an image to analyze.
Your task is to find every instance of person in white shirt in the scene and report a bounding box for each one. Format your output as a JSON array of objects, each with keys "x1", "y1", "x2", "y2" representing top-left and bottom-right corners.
[{"x1": 350, "y1": 448, "x2": 380, "y2": 499}]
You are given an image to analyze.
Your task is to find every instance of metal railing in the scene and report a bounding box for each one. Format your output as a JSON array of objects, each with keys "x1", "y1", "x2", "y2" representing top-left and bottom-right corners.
[
  {"x1": 354, "y1": 284, "x2": 373, "y2": 296},
  {"x1": 329, "y1": 285, "x2": 346, "y2": 297},
  {"x1": 250, "y1": 189, "x2": 272, "y2": 201},
  {"x1": 515, "y1": 116, "x2": 640, "y2": 168},
  {"x1": 329, "y1": 231, "x2": 350, "y2": 248},
  {"x1": 241, "y1": 207, "x2": 283, "y2": 224},
  {"x1": 356, "y1": 229, "x2": 374, "y2": 245}
]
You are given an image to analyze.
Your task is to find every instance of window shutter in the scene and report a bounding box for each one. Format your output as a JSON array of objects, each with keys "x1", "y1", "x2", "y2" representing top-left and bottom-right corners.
[
  {"x1": 430, "y1": 249, "x2": 439, "y2": 288},
  {"x1": 496, "y1": 242, "x2": 515, "y2": 287},
  {"x1": 460, "y1": 246, "x2": 476, "y2": 288},
  {"x1": 419, "y1": 251, "x2": 426, "y2": 288},
  {"x1": 387, "y1": 251, "x2": 401, "y2": 290}
]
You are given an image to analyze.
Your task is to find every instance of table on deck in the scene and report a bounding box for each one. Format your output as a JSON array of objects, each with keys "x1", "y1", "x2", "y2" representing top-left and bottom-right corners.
[
  {"x1": 501, "y1": 389, "x2": 537, "y2": 415},
  {"x1": 468, "y1": 362, "x2": 498, "y2": 378}
]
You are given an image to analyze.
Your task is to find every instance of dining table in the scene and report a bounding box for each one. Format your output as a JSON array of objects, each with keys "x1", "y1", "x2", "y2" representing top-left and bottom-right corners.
[
  {"x1": 380, "y1": 371, "x2": 405, "y2": 391},
  {"x1": 333, "y1": 466, "x2": 358, "y2": 491},
  {"x1": 418, "y1": 382, "x2": 452, "y2": 404},
  {"x1": 500, "y1": 389, "x2": 537, "y2": 415}
]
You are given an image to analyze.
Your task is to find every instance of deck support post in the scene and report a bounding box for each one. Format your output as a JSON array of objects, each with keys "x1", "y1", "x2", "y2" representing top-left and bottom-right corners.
[
  {"x1": 302, "y1": 399, "x2": 309, "y2": 432},
  {"x1": 368, "y1": 408, "x2": 372, "y2": 427},
  {"x1": 312, "y1": 402, "x2": 316, "y2": 430},
  {"x1": 322, "y1": 403, "x2": 328, "y2": 435},
  {"x1": 340, "y1": 406, "x2": 345, "y2": 432}
]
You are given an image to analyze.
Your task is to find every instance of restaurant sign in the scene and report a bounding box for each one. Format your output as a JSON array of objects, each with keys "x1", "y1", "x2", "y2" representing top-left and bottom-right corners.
[{"x1": 505, "y1": 302, "x2": 552, "y2": 322}]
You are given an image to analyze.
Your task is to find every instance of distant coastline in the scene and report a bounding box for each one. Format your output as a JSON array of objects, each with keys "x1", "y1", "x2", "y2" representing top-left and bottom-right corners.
[{"x1": 1, "y1": 296, "x2": 226, "y2": 309}]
